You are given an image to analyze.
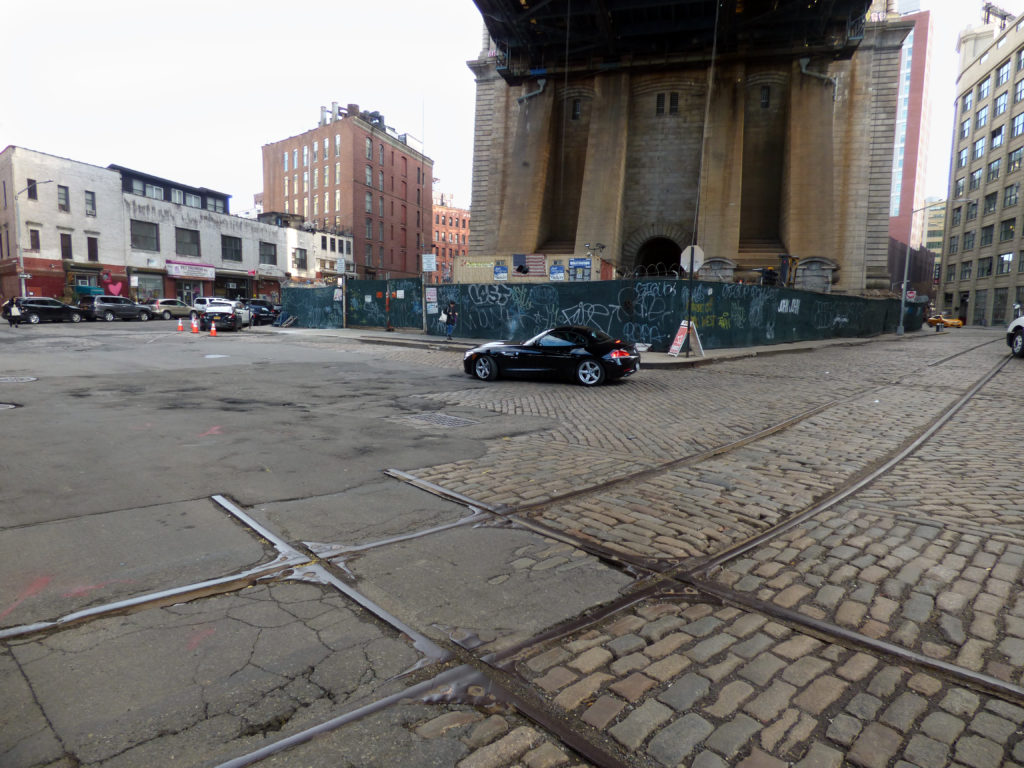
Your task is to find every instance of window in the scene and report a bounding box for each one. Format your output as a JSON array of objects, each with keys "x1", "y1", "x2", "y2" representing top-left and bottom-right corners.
[
  {"x1": 130, "y1": 219, "x2": 159, "y2": 251},
  {"x1": 970, "y1": 169, "x2": 983, "y2": 191},
  {"x1": 283, "y1": 151, "x2": 289, "y2": 172},
  {"x1": 961, "y1": 261, "x2": 973, "y2": 279},
  {"x1": 974, "y1": 137, "x2": 986, "y2": 159},
  {"x1": 958, "y1": 148, "x2": 968, "y2": 168},
  {"x1": 1007, "y1": 184, "x2": 1019, "y2": 207},
  {"x1": 378, "y1": 221, "x2": 384, "y2": 241},
  {"x1": 571, "y1": 98, "x2": 581, "y2": 120},
  {"x1": 979, "y1": 256, "x2": 994, "y2": 276},
  {"x1": 335, "y1": 135, "x2": 341, "y2": 157},
  {"x1": 378, "y1": 170, "x2": 384, "y2": 190},
  {"x1": 981, "y1": 224, "x2": 994, "y2": 245},
  {"x1": 365, "y1": 166, "x2": 372, "y2": 185},
  {"x1": 312, "y1": 141, "x2": 318, "y2": 162},
  {"x1": 961, "y1": 118, "x2": 971, "y2": 138},
  {"x1": 1000, "y1": 61, "x2": 1012, "y2": 85},
  {"x1": 60, "y1": 233, "x2": 72, "y2": 259},
  {"x1": 185, "y1": 193, "x2": 201, "y2": 208},
  {"x1": 1018, "y1": 80, "x2": 1024, "y2": 103},
  {"x1": 977, "y1": 106, "x2": 989, "y2": 128},
  {"x1": 222, "y1": 235, "x2": 242, "y2": 262},
  {"x1": 26, "y1": 228, "x2": 40, "y2": 250},
  {"x1": 26, "y1": 178, "x2": 37, "y2": 200},
  {"x1": 952, "y1": 207, "x2": 962, "y2": 226},
  {"x1": 670, "y1": 92, "x2": 679, "y2": 114},
  {"x1": 365, "y1": 217, "x2": 373, "y2": 238},
  {"x1": 981, "y1": 77, "x2": 991, "y2": 99},
  {"x1": 84, "y1": 190, "x2": 96, "y2": 216},
  {"x1": 365, "y1": 192, "x2": 372, "y2": 212},
  {"x1": 1015, "y1": 113, "x2": 1024, "y2": 138},
  {"x1": 379, "y1": 144, "x2": 384, "y2": 164},
  {"x1": 993, "y1": 126, "x2": 1004, "y2": 148},
  {"x1": 964, "y1": 231, "x2": 976, "y2": 250},
  {"x1": 293, "y1": 248, "x2": 307, "y2": 270},
  {"x1": 949, "y1": 235, "x2": 959, "y2": 254},
  {"x1": 145, "y1": 183, "x2": 163, "y2": 200},
  {"x1": 302, "y1": 145, "x2": 309, "y2": 166},
  {"x1": 968, "y1": 200, "x2": 979, "y2": 220},
  {"x1": 87, "y1": 236, "x2": 98, "y2": 262},
  {"x1": 947, "y1": 264, "x2": 957, "y2": 282},
  {"x1": 999, "y1": 252, "x2": 1014, "y2": 273},
  {"x1": 57, "y1": 185, "x2": 69, "y2": 212},
  {"x1": 172, "y1": 188, "x2": 184, "y2": 204},
  {"x1": 985, "y1": 193, "x2": 999, "y2": 214},
  {"x1": 997, "y1": 92, "x2": 1009, "y2": 115},
  {"x1": 1013, "y1": 148, "x2": 1024, "y2": 172},
  {"x1": 303, "y1": 171, "x2": 308, "y2": 192},
  {"x1": 1001, "y1": 218, "x2": 1016, "y2": 241},
  {"x1": 366, "y1": 244, "x2": 372, "y2": 265},
  {"x1": 292, "y1": 149, "x2": 298, "y2": 169},
  {"x1": 175, "y1": 227, "x2": 200, "y2": 257},
  {"x1": 964, "y1": 92, "x2": 974, "y2": 112},
  {"x1": 366, "y1": 138, "x2": 372, "y2": 159},
  {"x1": 259, "y1": 241, "x2": 277, "y2": 265},
  {"x1": 760, "y1": 85, "x2": 770, "y2": 108},
  {"x1": 956, "y1": 177, "x2": 966, "y2": 197},
  {"x1": 335, "y1": 163, "x2": 341, "y2": 185},
  {"x1": 990, "y1": 159, "x2": 1002, "y2": 181},
  {"x1": 205, "y1": 198, "x2": 224, "y2": 213},
  {"x1": 656, "y1": 92, "x2": 665, "y2": 115},
  {"x1": 313, "y1": 168, "x2": 319, "y2": 189}
]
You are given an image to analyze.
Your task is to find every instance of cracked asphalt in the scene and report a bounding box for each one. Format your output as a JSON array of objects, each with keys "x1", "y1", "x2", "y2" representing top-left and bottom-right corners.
[{"x1": 1, "y1": 320, "x2": 1021, "y2": 767}]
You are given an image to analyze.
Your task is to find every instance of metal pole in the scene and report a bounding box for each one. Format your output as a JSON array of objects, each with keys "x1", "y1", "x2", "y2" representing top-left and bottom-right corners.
[
  {"x1": 896, "y1": 237, "x2": 911, "y2": 336},
  {"x1": 685, "y1": 251, "x2": 694, "y2": 357}
]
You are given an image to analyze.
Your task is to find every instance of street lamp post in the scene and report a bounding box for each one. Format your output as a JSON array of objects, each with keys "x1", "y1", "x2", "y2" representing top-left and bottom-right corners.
[
  {"x1": 897, "y1": 199, "x2": 949, "y2": 336},
  {"x1": 13, "y1": 179, "x2": 53, "y2": 297}
]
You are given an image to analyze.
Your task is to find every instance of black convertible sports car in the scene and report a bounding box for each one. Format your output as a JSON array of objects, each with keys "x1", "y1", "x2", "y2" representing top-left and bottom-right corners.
[{"x1": 463, "y1": 326, "x2": 640, "y2": 386}]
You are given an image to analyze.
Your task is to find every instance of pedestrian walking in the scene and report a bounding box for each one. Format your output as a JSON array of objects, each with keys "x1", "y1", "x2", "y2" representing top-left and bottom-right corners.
[
  {"x1": 443, "y1": 300, "x2": 458, "y2": 341},
  {"x1": 6, "y1": 298, "x2": 22, "y2": 328}
]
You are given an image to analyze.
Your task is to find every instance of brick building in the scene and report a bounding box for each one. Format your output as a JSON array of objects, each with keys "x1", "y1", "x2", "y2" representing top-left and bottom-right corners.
[
  {"x1": 260, "y1": 103, "x2": 433, "y2": 280},
  {"x1": 431, "y1": 192, "x2": 469, "y2": 283}
]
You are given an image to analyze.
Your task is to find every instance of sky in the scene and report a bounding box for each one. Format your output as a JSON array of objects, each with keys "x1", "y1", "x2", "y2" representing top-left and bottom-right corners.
[
  {"x1": 3, "y1": 1, "x2": 1023, "y2": 214},
  {"x1": 0, "y1": 0, "x2": 486, "y2": 211}
]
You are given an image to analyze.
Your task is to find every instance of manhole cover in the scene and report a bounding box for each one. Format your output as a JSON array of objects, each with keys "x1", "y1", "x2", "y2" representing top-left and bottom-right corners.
[
  {"x1": 409, "y1": 413, "x2": 479, "y2": 428},
  {"x1": 0, "y1": 376, "x2": 37, "y2": 383},
  {"x1": 0, "y1": 403, "x2": 18, "y2": 410}
]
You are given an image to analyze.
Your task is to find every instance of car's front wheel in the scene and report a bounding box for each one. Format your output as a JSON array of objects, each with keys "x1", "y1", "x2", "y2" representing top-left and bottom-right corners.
[
  {"x1": 103, "y1": 311, "x2": 116, "y2": 322},
  {"x1": 26, "y1": 313, "x2": 41, "y2": 324},
  {"x1": 575, "y1": 359, "x2": 606, "y2": 386},
  {"x1": 69, "y1": 312, "x2": 82, "y2": 323},
  {"x1": 473, "y1": 356, "x2": 499, "y2": 381},
  {"x1": 162, "y1": 310, "x2": 173, "y2": 320},
  {"x1": 1013, "y1": 329, "x2": 1024, "y2": 358}
]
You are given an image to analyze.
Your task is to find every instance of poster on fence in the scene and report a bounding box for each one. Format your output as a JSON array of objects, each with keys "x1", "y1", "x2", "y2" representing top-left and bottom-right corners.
[{"x1": 668, "y1": 321, "x2": 704, "y2": 357}]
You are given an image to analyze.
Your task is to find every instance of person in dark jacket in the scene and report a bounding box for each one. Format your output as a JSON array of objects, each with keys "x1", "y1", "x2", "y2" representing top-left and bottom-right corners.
[{"x1": 444, "y1": 301, "x2": 458, "y2": 340}]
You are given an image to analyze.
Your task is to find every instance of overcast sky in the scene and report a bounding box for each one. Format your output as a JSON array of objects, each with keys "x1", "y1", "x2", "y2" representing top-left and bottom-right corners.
[{"x1": 2, "y1": 1, "x2": 1022, "y2": 214}]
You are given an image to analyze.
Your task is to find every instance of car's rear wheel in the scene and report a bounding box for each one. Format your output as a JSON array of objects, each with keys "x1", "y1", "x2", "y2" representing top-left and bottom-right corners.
[
  {"x1": 1013, "y1": 329, "x2": 1024, "y2": 358},
  {"x1": 473, "y1": 356, "x2": 498, "y2": 381},
  {"x1": 162, "y1": 310, "x2": 172, "y2": 320},
  {"x1": 26, "y1": 313, "x2": 41, "y2": 324},
  {"x1": 138, "y1": 312, "x2": 150, "y2": 322},
  {"x1": 69, "y1": 312, "x2": 82, "y2": 323},
  {"x1": 575, "y1": 359, "x2": 606, "y2": 386},
  {"x1": 103, "y1": 311, "x2": 116, "y2": 322}
]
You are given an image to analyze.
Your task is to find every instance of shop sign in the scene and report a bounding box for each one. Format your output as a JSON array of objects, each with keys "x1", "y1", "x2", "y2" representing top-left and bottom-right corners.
[
  {"x1": 256, "y1": 264, "x2": 285, "y2": 278},
  {"x1": 166, "y1": 260, "x2": 215, "y2": 280}
]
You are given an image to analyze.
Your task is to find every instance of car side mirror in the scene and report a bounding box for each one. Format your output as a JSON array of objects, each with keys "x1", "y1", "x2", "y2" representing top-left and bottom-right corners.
[{"x1": 1015, "y1": 303, "x2": 1022, "y2": 319}]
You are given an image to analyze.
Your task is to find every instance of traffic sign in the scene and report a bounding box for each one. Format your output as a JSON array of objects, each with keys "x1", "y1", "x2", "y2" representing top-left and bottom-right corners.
[{"x1": 906, "y1": 290, "x2": 916, "y2": 300}]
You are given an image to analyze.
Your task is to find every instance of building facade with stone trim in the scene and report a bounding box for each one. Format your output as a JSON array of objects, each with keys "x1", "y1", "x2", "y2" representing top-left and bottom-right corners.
[
  {"x1": 937, "y1": 14, "x2": 1024, "y2": 326},
  {"x1": 466, "y1": 19, "x2": 911, "y2": 294}
]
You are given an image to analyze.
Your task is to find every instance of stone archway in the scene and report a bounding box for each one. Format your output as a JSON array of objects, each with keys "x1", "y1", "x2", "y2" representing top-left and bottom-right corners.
[{"x1": 622, "y1": 222, "x2": 692, "y2": 274}]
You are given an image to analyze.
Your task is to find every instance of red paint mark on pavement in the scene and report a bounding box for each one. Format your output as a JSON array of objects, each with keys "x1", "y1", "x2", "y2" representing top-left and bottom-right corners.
[
  {"x1": 199, "y1": 426, "x2": 223, "y2": 437},
  {"x1": 0, "y1": 575, "x2": 52, "y2": 620},
  {"x1": 188, "y1": 627, "x2": 216, "y2": 651},
  {"x1": 62, "y1": 580, "x2": 130, "y2": 598}
]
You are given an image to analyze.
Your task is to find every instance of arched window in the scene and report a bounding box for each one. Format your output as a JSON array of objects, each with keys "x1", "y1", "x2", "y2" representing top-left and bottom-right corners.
[
  {"x1": 378, "y1": 170, "x2": 384, "y2": 190},
  {"x1": 365, "y1": 138, "x2": 372, "y2": 159},
  {"x1": 365, "y1": 166, "x2": 372, "y2": 185}
]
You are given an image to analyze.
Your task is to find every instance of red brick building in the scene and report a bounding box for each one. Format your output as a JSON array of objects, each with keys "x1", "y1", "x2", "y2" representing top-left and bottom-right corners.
[
  {"x1": 261, "y1": 103, "x2": 433, "y2": 279},
  {"x1": 431, "y1": 192, "x2": 469, "y2": 284}
]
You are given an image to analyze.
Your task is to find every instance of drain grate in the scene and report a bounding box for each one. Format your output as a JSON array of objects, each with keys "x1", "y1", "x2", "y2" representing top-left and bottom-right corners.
[
  {"x1": 0, "y1": 376, "x2": 37, "y2": 383},
  {"x1": 408, "y1": 412, "x2": 479, "y2": 428}
]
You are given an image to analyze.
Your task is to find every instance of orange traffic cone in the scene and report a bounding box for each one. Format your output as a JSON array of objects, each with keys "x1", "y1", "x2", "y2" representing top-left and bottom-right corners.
[
  {"x1": 191, "y1": 318, "x2": 199, "y2": 334},
  {"x1": 177, "y1": 318, "x2": 184, "y2": 331},
  {"x1": 209, "y1": 322, "x2": 217, "y2": 337}
]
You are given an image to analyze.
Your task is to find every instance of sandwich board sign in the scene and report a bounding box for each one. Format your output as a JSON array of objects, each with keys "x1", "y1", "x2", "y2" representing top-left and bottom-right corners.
[{"x1": 668, "y1": 321, "x2": 704, "y2": 357}]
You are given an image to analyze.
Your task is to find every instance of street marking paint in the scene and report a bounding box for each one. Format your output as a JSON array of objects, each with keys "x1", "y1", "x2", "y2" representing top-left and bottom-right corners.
[
  {"x1": 0, "y1": 575, "x2": 52, "y2": 620},
  {"x1": 199, "y1": 426, "x2": 223, "y2": 437}
]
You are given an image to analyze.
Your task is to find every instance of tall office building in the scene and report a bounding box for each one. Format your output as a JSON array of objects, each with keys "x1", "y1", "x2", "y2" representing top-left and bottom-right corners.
[
  {"x1": 261, "y1": 104, "x2": 433, "y2": 280},
  {"x1": 938, "y1": 9, "x2": 1024, "y2": 325}
]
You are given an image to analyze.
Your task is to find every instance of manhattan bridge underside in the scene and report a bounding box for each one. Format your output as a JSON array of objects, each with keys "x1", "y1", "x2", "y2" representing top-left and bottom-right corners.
[{"x1": 472, "y1": 0, "x2": 872, "y2": 84}]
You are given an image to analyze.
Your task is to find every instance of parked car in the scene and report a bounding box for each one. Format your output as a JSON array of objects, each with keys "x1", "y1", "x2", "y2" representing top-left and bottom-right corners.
[
  {"x1": 78, "y1": 295, "x2": 153, "y2": 322},
  {"x1": 2, "y1": 297, "x2": 83, "y2": 324},
  {"x1": 199, "y1": 300, "x2": 251, "y2": 332},
  {"x1": 244, "y1": 298, "x2": 280, "y2": 325},
  {"x1": 926, "y1": 315, "x2": 963, "y2": 328},
  {"x1": 143, "y1": 298, "x2": 192, "y2": 320},
  {"x1": 463, "y1": 326, "x2": 641, "y2": 386}
]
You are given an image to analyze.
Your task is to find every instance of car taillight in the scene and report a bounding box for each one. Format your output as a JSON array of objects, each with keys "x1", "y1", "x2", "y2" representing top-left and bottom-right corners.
[{"x1": 609, "y1": 349, "x2": 631, "y2": 358}]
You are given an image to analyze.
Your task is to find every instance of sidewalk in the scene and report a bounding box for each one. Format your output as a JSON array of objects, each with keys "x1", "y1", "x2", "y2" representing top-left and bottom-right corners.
[{"x1": 256, "y1": 324, "x2": 937, "y2": 368}]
